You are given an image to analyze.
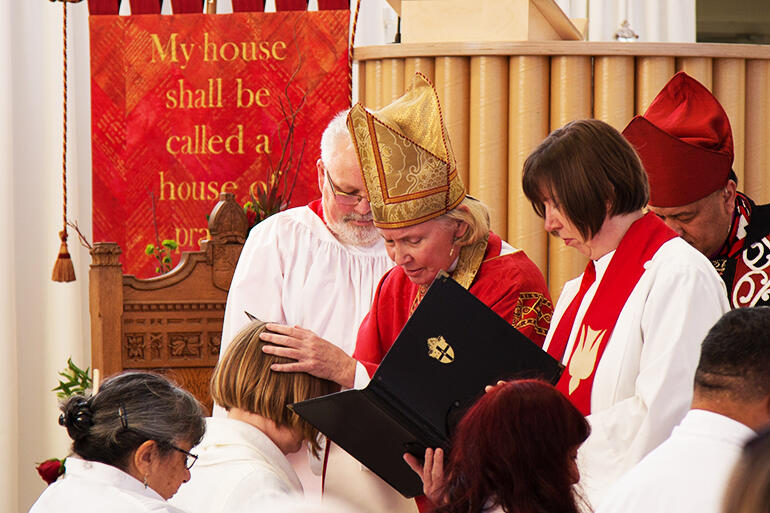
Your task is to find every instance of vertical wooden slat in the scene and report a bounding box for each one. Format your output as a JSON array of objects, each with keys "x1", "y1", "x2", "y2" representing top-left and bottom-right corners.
[
  {"x1": 404, "y1": 57, "x2": 436, "y2": 85},
  {"x1": 548, "y1": 56, "x2": 591, "y2": 300},
  {"x1": 470, "y1": 56, "x2": 509, "y2": 238},
  {"x1": 594, "y1": 56, "x2": 635, "y2": 130},
  {"x1": 635, "y1": 56, "x2": 676, "y2": 114},
  {"x1": 745, "y1": 59, "x2": 770, "y2": 203},
  {"x1": 354, "y1": 60, "x2": 366, "y2": 106},
  {"x1": 714, "y1": 59, "x2": 747, "y2": 186},
  {"x1": 364, "y1": 59, "x2": 383, "y2": 110},
  {"x1": 382, "y1": 58, "x2": 405, "y2": 104},
  {"x1": 435, "y1": 57, "x2": 471, "y2": 191},
  {"x1": 508, "y1": 55, "x2": 549, "y2": 276},
  {"x1": 676, "y1": 57, "x2": 713, "y2": 90}
]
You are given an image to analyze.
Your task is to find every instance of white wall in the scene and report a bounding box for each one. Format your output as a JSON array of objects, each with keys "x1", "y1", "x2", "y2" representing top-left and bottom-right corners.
[{"x1": 3, "y1": 2, "x2": 92, "y2": 511}]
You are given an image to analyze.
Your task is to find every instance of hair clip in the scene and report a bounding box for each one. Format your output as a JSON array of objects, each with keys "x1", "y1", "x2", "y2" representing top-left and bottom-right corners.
[{"x1": 117, "y1": 404, "x2": 129, "y2": 430}]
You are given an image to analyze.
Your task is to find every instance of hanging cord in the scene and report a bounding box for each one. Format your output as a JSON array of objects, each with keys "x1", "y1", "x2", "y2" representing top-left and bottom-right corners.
[
  {"x1": 52, "y1": 0, "x2": 76, "y2": 282},
  {"x1": 347, "y1": 0, "x2": 362, "y2": 105}
]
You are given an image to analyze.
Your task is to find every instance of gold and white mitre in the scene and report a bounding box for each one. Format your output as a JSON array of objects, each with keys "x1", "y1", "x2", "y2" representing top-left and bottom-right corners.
[{"x1": 346, "y1": 72, "x2": 466, "y2": 229}]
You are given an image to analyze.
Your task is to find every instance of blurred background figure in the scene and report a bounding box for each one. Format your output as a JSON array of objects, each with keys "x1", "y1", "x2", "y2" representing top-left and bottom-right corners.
[
  {"x1": 29, "y1": 372, "x2": 206, "y2": 513},
  {"x1": 171, "y1": 321, "x2": 338, "y2": 513},
  {"x1": 723, "y1": 428, "x2": 770, "y2": 513},
  {"x1": 406, "y1": 379, "x2": 590, "y2": 513}
]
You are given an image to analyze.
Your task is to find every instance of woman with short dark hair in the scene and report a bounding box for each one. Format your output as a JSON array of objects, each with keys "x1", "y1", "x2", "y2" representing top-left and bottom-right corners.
[
  {"x1": 29, "y1": 371, "x2": 205, "y2": 513},
  {"x1": 520, "y1": 118, "x2": 730, "y2": 507}
]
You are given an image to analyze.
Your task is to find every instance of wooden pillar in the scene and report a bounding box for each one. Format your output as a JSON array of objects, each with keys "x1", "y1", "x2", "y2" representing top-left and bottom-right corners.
[
  {"x1": 470, "y1": 56, "x2": 509, "y2": 237},
  {"x1": 594, "y1": 56, "x2": 635, "y2": 130},
  {"x1": 635, "y1": 57, "x2": 676, "y2": 114},
  {"x1": 508, "y1": 55, "x2": 549, "y2": 275},
  {"x1": 435, "y1": 57, "x2": 471, "y2": 191},
  {"x1": 364, "y1": 59, "x2": 383, "y2": 109},
  {"x1": 548, "y1": 56, "x2": 591, "y2": 300},
  {"x1": 745, "y1": 60, "x2": 770, "y2": 203},
  {"x1": 714, "y1": 59, "x2": 747, "y2": 186},
  {"x1": 676, "y1": 57, "x2": 713, "y2": 90},
  {"x1": 404, "y1": 57, "x2": 435, "y2": 84},
  {"x1": 90, "y1": 243, "x2": 124, "y2": 378},
  {"x1": 382, "y1": 58, "x2": 405, "y2": 104}
]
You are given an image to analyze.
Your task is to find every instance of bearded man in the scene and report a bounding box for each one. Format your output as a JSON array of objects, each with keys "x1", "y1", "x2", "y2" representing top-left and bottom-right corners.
[{"x1": 219, "y1": 110, "x2": 393, "y2": 496}]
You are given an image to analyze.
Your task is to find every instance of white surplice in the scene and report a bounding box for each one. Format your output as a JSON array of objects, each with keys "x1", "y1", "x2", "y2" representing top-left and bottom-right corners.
[
  {"x1": 221, "y1": 204, "x2": 392, "y2": 358},
  {"x1": 544, "y1": 237, "x2": 730, "y2": 509},
  {"x1": 29, "y1": 458, "x2": 186, "y2": 513},
  {"x1": 170, "y1": 418, "x2": 302, "y2": 513},
  {"x1": 596, "y1": 410, "x2": 755, "y2": 513}
]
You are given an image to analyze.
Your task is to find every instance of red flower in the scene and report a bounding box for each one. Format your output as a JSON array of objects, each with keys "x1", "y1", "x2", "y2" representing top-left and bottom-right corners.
[{"x1": 36, "y1": 458, "x2": 65, "y2": 485}]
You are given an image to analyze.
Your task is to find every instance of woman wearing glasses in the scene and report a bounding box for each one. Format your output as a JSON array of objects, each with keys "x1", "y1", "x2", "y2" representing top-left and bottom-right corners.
[
  {"x1": 170, "y1": 320, "x2": 338, "y2": 513},
  {"x1": 29, "y1": 372, "x2": 205, "y2": 513}
]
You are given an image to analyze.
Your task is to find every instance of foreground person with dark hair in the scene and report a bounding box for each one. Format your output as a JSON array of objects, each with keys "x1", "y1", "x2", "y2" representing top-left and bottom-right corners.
[
  {"x1": 522, "y1": 118, "x2": 730, "y2": 507},
  {"x1": 29, "y1": 372, "x2": 206, "y2": 513},
  {"x1": 597, "y1": 307, "x2": 770, "y2": 513},
  {"x1": 406, "y1": 380, "x2": 590, "y2": 513}
]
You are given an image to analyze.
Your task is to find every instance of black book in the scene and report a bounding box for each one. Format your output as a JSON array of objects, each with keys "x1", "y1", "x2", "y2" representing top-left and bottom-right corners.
[{"x1": 290, "y1": 271, "x2": 563, "y2": 497}]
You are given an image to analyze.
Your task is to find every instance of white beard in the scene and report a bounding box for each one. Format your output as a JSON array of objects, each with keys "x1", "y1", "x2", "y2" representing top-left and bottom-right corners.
[{"x1": 323, "y1": 205, "x2": 380, "y2": 247}]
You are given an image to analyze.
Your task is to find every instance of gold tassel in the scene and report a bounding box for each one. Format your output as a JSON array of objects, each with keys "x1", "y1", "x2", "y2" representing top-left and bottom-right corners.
[{"x1": 52, "y1": 230, "x2": 76, "y2": 282}]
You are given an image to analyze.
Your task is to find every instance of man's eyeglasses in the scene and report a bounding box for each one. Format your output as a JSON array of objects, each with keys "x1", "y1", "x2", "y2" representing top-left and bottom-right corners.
[
  {"x1": 170, "y1": 443, "x2": 198, "y2": 470},
  {"x1": 325, "y1": 167, "x2": 367, "y2": 206}
]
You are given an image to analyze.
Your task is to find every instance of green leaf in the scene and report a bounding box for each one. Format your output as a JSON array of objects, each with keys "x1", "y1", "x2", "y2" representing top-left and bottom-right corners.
[
  {"x1": 161, "y1": 240, "x2": 179, "y2": 250},
  {"x1": 145, "y1": 244, "x2": 155, "y2": 255},
  {"x1": 52, "y1": 358, "x2": 92, "y2": 399},
  {"x1": 162, "y1": 255, "x2": 171, "y2": 264}
]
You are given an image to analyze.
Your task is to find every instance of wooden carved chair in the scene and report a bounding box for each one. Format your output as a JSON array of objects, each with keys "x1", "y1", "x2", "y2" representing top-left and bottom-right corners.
[{"x1": 89, "y1": 193, "x2": 249, "y2": 414}]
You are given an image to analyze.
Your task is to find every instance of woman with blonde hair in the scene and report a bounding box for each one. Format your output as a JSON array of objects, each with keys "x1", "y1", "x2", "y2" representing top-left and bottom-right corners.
[{"x1": 170, "y1": 320, "x2": 338, "y2": 513}]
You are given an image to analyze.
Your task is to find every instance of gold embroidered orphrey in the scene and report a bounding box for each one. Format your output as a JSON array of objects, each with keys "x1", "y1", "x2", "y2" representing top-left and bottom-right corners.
[
  {"x1": 567, "y1": 324, "x2": 607, "y2": 394},
  {"x1": 427, "y1": 336, "x2": 455, "y2": 364}
]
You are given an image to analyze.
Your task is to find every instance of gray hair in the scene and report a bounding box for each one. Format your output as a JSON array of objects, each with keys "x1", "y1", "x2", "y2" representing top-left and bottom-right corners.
[
  {"x1": 59, "y1": 371, "x2": 205, "y2": 471},
  {"x1": 320, "y1": 109, "x2": 353, "y2": 167}
]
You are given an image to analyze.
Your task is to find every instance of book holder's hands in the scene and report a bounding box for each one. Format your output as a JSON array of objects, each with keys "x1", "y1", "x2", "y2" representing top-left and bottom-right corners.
[{"x1": 403, "y1": 447, "x2": 446, "y2": 505}]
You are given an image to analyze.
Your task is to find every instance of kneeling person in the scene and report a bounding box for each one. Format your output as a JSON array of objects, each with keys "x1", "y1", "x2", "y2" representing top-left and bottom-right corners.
[{"x1": 171, "y1": 321, "x2": 338, "y2": 513}]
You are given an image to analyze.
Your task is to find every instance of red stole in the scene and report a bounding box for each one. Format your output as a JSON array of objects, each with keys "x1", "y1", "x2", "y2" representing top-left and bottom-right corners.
[{"x1": 548, "y1": 212, "x2": 676, "y2": 415}]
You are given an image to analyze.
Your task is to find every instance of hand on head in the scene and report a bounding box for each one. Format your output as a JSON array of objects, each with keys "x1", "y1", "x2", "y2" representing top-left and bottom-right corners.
[{"x1": 260, "y1": 323, "x2": 356, "y2": 389}]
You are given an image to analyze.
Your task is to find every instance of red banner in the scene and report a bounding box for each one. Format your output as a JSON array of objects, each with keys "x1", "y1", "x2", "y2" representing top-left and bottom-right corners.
[{"x1": 90, "y1": 12, "x2": 350, "y2": 277}]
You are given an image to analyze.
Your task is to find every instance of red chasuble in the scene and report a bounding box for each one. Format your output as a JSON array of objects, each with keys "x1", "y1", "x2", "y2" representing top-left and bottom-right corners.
[
  {"x1": 547, "y1": 213, "x2": 677, "y2": 415},
  {"x1": 353, "y1": 232, "x2": 553, "y2": 377}
]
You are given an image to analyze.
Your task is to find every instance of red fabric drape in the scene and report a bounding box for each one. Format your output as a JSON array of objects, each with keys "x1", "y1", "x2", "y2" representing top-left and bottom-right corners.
[
  {"x1": 88, "y1": 0, "x2": 121, "y2": 14},
  {"x1": 274, "y1": 0, "x2": 308, "y2": 11},
  {"x1": 170, "y1": 0, "x2": 203, "y2": 13},
  {"x1": 317, "y1": 0, "x2": 349, "y2": 9},
  {"x1": 231, "y1": 0, "x2": 265, "y2": 11},
  {"x1": 129, "y1": 0, "x2": 162, "y2": 13}
]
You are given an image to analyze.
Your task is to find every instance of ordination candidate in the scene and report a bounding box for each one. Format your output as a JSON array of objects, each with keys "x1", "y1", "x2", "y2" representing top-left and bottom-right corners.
[{"x1": 521, "y1": 118, "x2": 730, "y2": 508}]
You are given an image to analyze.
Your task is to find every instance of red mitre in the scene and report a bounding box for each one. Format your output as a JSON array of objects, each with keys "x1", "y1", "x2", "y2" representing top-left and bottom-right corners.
[{"x1": 622, "y1": 71, "x2": 734, "y2": 208}]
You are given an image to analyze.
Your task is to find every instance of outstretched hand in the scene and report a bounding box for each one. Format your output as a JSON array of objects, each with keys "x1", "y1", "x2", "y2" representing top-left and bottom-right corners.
[
  {"x1": 260, "y1": 323, "x2": 356, "y2": 388},
  {"x1": 403, "y1": 448, "x2": 445, "y2": 505}
]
